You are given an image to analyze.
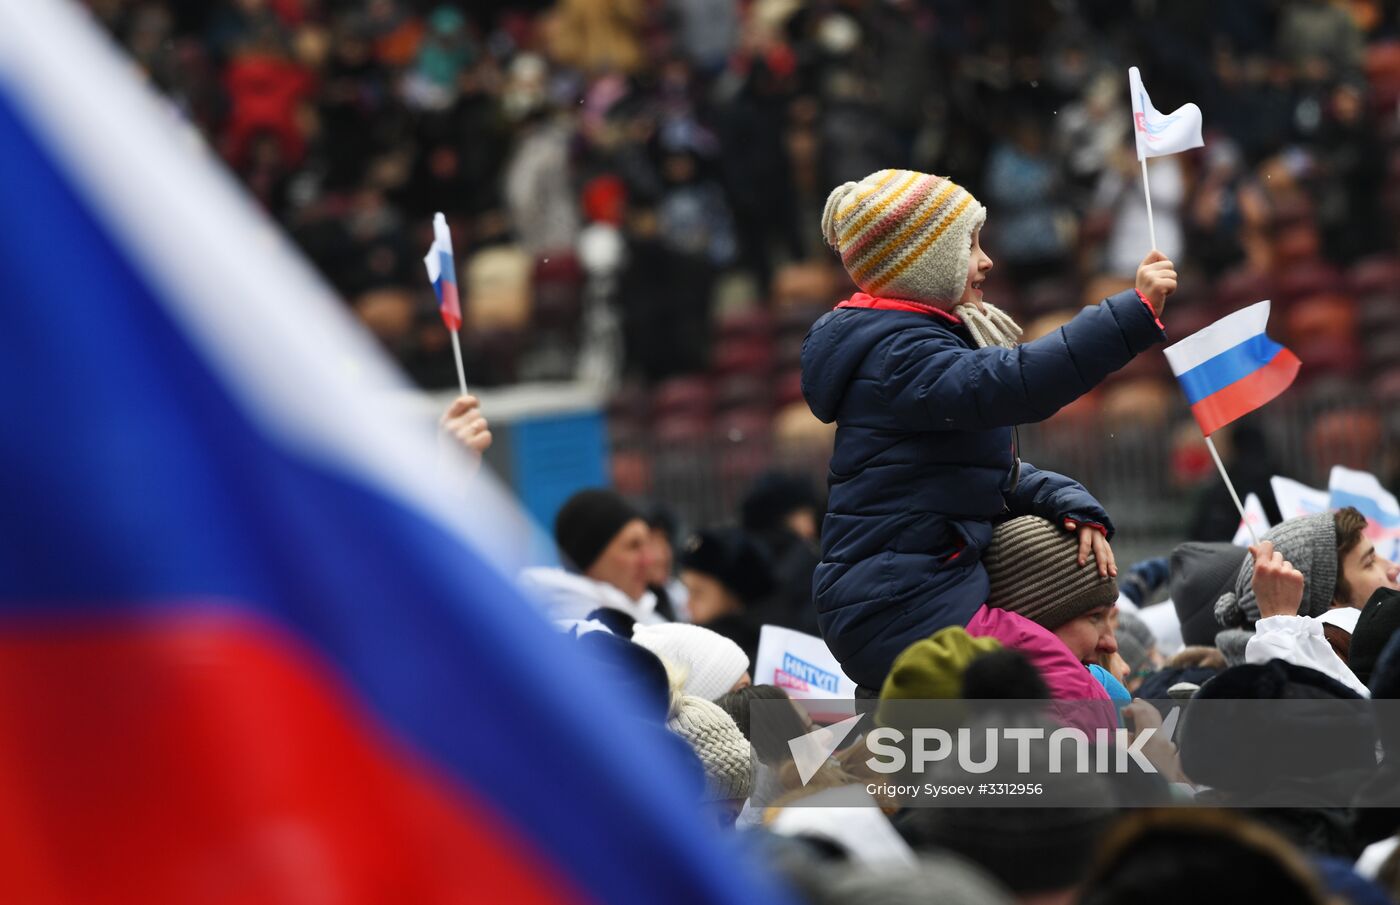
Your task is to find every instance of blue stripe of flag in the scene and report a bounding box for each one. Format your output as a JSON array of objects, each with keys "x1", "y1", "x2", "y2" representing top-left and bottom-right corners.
[{"x1": 1175, "y1": 333, "x2": 1285, "y2": 404}]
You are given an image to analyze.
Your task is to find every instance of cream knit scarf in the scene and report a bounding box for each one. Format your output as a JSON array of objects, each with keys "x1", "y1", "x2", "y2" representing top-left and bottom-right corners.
[{"x1": 955, "y1": 301, "x2": 1023, "y2": 350}]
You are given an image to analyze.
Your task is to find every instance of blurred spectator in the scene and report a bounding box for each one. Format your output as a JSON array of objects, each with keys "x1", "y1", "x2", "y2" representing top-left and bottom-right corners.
[
  {"x1": 984, "y1": 114, "x2": 1075, "y2": 280},
  {"x1": 740, "y1": 470, "x2": 822, "y2": 635}
]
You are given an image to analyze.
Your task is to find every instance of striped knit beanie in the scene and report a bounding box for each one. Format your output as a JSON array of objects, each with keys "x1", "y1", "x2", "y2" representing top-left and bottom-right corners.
[
  {"x1": 821, "y1": 169, "x2": 987, "y2": 304},
  {"x1": 983, "y1": 517, "x2": 1119, "y2": 631}
]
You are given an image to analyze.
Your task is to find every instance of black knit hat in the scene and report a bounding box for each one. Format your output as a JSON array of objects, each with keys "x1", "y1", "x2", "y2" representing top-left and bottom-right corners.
[
  {"x1": 554, "y1": 488, "x2": 643, "y2": 572},
  {"x1": 1350, "y1": 588, "x2": 1400, "y2": 685},
  {"x1": 679, "y1": 528, "x2": 776, "y2": 605}
]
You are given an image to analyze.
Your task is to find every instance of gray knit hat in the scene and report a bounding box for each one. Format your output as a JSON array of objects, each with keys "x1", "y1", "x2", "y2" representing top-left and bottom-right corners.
[
  {"x1": 667, "y1": 694, "x2": 754, "y2": 801},
  {"x1": 984, "y1": 516, "x2": 1120, "y2": 630},
  {"x1": 1213, "y1": 512, "x2": 1338, "y2": 665},
  {"x1": 1116, "y1": 609, "x2": 1157, "y2": 676},
  {"x1": 1214, "y1": 512, "x2": 1338, "y2": 628}
]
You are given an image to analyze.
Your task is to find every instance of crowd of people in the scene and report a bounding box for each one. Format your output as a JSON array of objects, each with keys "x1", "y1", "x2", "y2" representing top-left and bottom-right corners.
[
  {"x1": 86, "y1": 0, "x2": 1400, "y2": 544},
  {"x1": 435, "y1": 133, "x2": 1400, "y2": 903},
  {"x1": 438, "y1": 364, "x2": 1400, "y2": 903},
  {"x1": 89, "y1": 0, "x2": 1400, "y2": 386},
  {"x1": 92, "y1": 0, "x2": 1400, "y2": 900},
  {"x1": 500, "y1": 471, "x2": 1400, "y2": 903}
]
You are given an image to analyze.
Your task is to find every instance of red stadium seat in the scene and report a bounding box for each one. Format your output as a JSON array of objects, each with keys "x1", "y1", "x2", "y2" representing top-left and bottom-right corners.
[
  {"x1": 655, "y1": 412, "x2": 713, "y2": 445},
  {"x1": 715, "y1": 373, "x2": 771, "y2": 412},
  {"x1": 711, "y1": 337, "x2": 774, "y2": 377},
  {"x1": 1346, "y1": 254, "x2": 1400, "y2": 297},
  {"x1": 774, "y1": 368, "x2": 806, "y2": 409},
  {"x1": 1274, "y1": 262, "x2": 1343, "y2": 306},
  {"x1": 1284, "y1": 293, "x2": 1357, "y2": 347},
  {"x1": 1213, "y1": 266, "x2": 1275, "y2": 312},
  {"x1": 1371, "y1": 366, "x2": 1400, "y2": 405},
  {"x1": 651, "y1": 375, "x2": 714, "y2": 419},
  {"x1": 715, "y1": 308, "x2": 774, "y2": 342},
  {"x1": 1308, "y1": 408, "x2": 1382, "y2": 473}
]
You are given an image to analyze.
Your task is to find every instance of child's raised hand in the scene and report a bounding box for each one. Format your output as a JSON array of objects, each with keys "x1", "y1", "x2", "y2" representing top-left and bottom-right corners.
[
  {"x1": 1135, "y1": 250, "x2": 1177, "y2": 315},
  {"x1": 1066, "y1": 521, "x2": 1118, "y2": 578}
]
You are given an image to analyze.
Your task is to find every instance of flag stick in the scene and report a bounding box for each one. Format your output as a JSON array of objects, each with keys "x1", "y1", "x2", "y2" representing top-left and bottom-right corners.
[
  {"x1": 449, "y1": 330, "x2": 468, "y2": 398},
  {"x1": 1140, "y1": 157, "x2": 1158, "y2": 251},
  {"x1": 1205, "y1": 434, "x2": 1259, "y2": 545}
]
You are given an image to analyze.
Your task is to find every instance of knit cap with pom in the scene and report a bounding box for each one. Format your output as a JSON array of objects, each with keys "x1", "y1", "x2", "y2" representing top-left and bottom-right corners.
[
  {"x1": 821, "y1": 169, "x2": 987, "y2": 306},
  {"x1": 1213, "y1": 512, "x2": 1339, "y2": 663},
  {"x1": 667, "y1": 694, "x2": 755, "y2": 801}
]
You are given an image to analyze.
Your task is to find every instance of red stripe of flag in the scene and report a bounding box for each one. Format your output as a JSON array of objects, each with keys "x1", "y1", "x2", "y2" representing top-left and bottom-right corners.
[
  {"x1": 1189, "y1": 347, "x2": 1301, "y2": 436},
  {"x1": 0, "y1": 612, "x2": 587, "y2": 905},
  {"x1": 438, "y1": 277, "x2": 462, "y2": 332}
]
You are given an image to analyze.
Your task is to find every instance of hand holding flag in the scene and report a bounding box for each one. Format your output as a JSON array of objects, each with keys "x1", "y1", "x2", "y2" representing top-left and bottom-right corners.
[{"x1": 423, "y1": 212, "x2": 468, "y2": 395}]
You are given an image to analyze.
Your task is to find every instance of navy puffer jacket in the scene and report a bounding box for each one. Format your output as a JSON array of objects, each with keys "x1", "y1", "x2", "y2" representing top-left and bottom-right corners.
[{"x1": 801, "y1": 290, "x2": 1167, "y2": 688}]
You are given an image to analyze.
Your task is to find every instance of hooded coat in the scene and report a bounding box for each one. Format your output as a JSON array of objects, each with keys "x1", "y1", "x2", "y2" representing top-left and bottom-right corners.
[{"x1": 800, "y1": 290, "x2": 1165, "y2": 687}]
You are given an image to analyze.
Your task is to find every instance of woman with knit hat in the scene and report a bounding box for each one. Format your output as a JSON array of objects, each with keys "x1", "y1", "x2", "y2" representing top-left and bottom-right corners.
[
  {"x1": 972, "y1": 515, "x2": 1125, "y2": 725},
  {"x1": 801, "y1": 168, "x2": 1177, "y2": 690}
]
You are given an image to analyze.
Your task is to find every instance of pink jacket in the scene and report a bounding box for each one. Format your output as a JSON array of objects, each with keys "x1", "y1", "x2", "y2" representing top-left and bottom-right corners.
[{"x1": 965, "y1": 605, "x2": 1117, "y2": 736}]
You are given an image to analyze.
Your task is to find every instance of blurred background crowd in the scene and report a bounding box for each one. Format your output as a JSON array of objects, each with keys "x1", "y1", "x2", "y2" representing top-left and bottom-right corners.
[{"x1": 85, "y1": 0, "x2": 1400, "y2": 555}]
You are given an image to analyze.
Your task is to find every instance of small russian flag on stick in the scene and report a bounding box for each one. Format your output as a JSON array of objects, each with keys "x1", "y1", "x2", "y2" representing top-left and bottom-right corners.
[
  {"x1": 423, "y1": 212, "x2": 467, "y2": 395},
  {"x1": 1165, "y1": 299, "x2": 1301, "y2": 543},
  {"x1": 1129, "y1": 67, "x2": 1204, "y2": 252}
]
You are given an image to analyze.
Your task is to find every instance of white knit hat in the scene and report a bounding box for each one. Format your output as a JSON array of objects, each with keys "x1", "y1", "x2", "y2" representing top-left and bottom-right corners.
[
  {"x1": 667, "y1": 694, "x2": 755, "y2": 801},
  {"x1": 632, "y1": 623, "x2": 750, "y2": 701}
]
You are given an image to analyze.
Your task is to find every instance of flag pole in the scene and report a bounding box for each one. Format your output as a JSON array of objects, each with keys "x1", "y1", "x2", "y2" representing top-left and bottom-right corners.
[
  {"x1": 1140, "y1": 157, "x2": 1158, "y2": 251},
  {"x1": 1204, "y1": 434, "x2": 1259, "y2": 545},
  {"x1": 450, "y1": 330, "x2": 468, "y2": 397}
]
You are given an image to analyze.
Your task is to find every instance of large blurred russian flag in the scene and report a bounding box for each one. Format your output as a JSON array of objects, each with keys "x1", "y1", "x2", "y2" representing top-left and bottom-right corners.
[{"x1": 0, "y1": 3, "x2": 792, "y2": 904}]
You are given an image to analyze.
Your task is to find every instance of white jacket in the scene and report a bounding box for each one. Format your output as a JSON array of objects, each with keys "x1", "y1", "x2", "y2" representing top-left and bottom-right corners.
[
  {"x1": 517, "y1": 567, "x2": 666, "y2": 627},
  {"x1": 1246, "y1": 614, "x2": 1370, "y2": 697}
]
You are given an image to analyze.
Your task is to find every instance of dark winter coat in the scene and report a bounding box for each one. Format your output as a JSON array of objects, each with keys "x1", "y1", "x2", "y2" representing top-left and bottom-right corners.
[{"x1": 800, "y1": 290, "x2": 1167, "y2": 688}]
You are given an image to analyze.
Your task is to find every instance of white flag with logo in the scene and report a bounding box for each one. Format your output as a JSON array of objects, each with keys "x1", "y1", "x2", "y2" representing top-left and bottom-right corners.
[
  {"x1": 1270, "y1": 475, "x2": 1331, "y2": 521},
  {"x1": 1129, "y1": 66, "x2": 1204, "y2": 160}
]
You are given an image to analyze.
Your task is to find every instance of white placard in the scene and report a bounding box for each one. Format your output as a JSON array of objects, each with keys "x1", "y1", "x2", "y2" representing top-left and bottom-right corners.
[
  {"x1": 753, "y1": 624, "x2": 858, "y2": 700},
  {"x1": 768, "y1": 785, "x2": 917, "y2": 868}
]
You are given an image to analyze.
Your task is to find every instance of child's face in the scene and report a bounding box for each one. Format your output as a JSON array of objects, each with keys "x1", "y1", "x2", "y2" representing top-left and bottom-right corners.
[{"x1": 958, "y1": 227, "x2": 993, "y2": 309}]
